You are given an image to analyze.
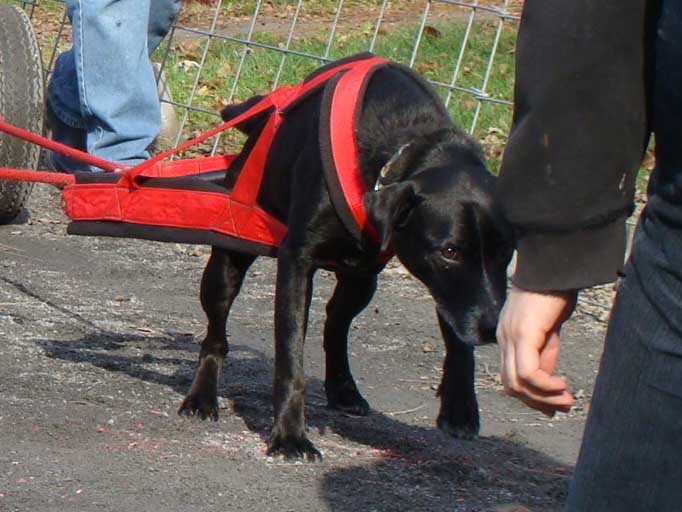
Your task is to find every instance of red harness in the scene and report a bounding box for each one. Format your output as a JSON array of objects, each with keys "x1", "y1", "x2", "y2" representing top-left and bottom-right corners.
[{"x1": 0, "y1": 54, "x2": 392, "y2": 258}]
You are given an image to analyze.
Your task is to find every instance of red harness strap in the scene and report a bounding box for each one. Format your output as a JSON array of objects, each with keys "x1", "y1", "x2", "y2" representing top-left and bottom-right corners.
[
  {"x1": 0, "y1": 54, "x2": 392, "y2": 255},
  {"x1": 328, "y1": 58, "x2": 386, "y2": 247},
  {"x1": 65, "y1": 54, "x2": 391, "y2": 253}
]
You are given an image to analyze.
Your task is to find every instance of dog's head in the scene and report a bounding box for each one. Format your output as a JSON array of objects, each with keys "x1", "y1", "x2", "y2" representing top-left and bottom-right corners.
[{"x1": 365, "y1": 131, "x2": 514, "y2": 346}]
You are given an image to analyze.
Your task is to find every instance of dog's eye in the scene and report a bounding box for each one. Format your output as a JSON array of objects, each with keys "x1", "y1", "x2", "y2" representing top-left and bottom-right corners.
[{"x1": 440, "y1": 246, "x2": 464, "y2": 263}]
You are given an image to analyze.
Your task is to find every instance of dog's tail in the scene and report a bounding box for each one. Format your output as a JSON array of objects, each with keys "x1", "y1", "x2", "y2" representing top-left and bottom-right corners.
[{"x1": 220, "y1": 95, "x2": 270, "y2": 136}]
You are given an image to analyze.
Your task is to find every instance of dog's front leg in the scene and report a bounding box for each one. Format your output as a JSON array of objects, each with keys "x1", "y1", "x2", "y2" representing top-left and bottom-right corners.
[
  {"x1": 179, "y1": 248, "x2": 255, "y2": 421},
  {"x1": 435, "y1": 311, "x2": 479, "y2": 439},
  {"x1": 323, "y1": 272, "x2": 377, "y2": 416},
  {"x1": 267, "y1": 246, "x2": 321, "y2": 460}
]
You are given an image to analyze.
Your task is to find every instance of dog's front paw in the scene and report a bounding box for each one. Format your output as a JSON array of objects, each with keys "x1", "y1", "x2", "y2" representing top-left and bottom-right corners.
[
  {"x1": 178, "y1": 392, "x2": 219, "y2": 421},
  {"x1": 326, "y1": 380, "x2": 370, "y2": 416},
  {"x1": 267, "y1": 429, "x2": 322, "y2": 461},
  {"x1": 437, "y1": 409, "x2": 479, "y2": 440}
]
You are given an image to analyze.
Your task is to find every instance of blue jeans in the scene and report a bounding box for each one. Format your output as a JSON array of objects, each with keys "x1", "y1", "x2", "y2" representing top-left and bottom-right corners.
[
  {"x1": 566, "y1": 1, "x2": 682, "y2": 509},
  {"x1": 47, "y1": 0, "x2": 182, "y2": 172}
]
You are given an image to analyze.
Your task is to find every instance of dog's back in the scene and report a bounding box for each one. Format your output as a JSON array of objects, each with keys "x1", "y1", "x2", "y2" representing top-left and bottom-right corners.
[
  {"x1": 219, "y1": 59, "x2": 456, "y2": 238},
  {"x1": 356, "y1": 65, "x2": 453, "y2": 177}
]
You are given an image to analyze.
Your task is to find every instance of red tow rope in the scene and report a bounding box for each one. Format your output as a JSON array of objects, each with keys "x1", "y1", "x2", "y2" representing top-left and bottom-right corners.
[
  {"x1": 0, "y1": 167, "x2": 75, "y2": 186},
  {"x1": 0, "y1": 94, "x2": 277, "y2": 186},
  {"x1": 0, "y1": 117, "x2": 122, "y2": 172},
  {"x1": 0, "y1": 115, "x2": 120, "y2": 187}
]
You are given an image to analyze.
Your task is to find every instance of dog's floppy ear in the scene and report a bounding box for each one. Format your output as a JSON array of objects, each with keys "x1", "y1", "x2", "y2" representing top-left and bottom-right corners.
[
  {"x1": 364, "y1": 182, "x2": 417, "y2": 252},
  {"x1": 375, "y1": 143, "x2": 419, "y2": 188},
  {"x1": 220, "y1": 95, "x2": 266, "y2": 135}
]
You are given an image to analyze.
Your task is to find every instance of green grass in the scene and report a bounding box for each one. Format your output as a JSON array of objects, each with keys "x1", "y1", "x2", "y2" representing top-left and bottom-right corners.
[
  {"x1": 21, "y1": 0, "x2": 516, "y2": 169},
  {"x1": 25, "y1": 0, "x2": 655, "y2": 195},
  {"x1": 214, "y1": 0, "x2": 392, "y2": 17},
  {"x1": 159, "y1": 20, "x2": 517, "y2": 169}
]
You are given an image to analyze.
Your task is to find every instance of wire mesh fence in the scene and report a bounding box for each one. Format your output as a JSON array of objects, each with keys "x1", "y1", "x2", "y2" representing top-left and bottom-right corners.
[
  {"x1": 10, "y1": 1, "x2": 520, "y2": 160},
  {"x1": 5, "y1": 0, "x2": 621, "y2": 316}
]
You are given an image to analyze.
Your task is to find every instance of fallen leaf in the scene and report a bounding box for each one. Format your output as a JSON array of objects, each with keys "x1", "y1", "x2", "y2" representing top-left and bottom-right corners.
[
  {"x1": 423, "y1": 25, "x2": 442, "y2": 38},
  {"x1": 417, "y1": 62, "x2": 440, "y2": 74},
  {"x1": 462, "y1": 99, "x2": 477, "y2": 110},
  {"x1": 175, "y1": 40, "x2": 201, "y2": 60},
  {"x1": 217, "y1": 61, "x2": 233, "y2": 76}
]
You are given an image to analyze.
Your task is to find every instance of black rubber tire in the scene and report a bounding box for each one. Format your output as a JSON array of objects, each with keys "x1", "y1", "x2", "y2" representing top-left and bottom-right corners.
[{"x1": 0, "y1": 4, "x2": 44, "y2": 224}]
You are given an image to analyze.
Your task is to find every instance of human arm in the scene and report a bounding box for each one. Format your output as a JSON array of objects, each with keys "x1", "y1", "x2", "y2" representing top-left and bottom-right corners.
[
  {"x1": 498, "y1": 0, "x2": 651, "y2": 291},
  {"x1": 496, "y1": 0, "x2": 654, "y2": 413}
]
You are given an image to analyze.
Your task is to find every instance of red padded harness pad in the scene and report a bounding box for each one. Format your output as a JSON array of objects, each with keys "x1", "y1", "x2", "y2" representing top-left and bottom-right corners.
[
  {"x1": 65, "y1": 54, "x2": 389, "y2": 257},
  {"x1": 63, "y1": 155, "x2": 289, "y2": 253}
]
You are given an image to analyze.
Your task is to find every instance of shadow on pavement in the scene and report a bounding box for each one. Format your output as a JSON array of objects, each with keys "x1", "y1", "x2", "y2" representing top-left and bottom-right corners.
[{"x1": 34, "y1": 324, "x2": 571, "y2": 511}]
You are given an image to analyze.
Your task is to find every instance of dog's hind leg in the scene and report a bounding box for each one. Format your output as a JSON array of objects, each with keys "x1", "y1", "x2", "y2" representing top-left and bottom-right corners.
[
  {"x1": 178, "y1": 248, "x2": 255, "y2": 421},
  {"x1": 323, "y1": 272, "x2": 377, "y2": 416},
  {"x1": 435, "y1": 311, "x2": 479, "y2": 439}
]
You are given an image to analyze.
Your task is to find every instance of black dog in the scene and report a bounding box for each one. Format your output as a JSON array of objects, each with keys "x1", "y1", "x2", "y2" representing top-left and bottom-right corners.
[{"x1": 178, "y1": 55, "x2": 513, "y2": 459}]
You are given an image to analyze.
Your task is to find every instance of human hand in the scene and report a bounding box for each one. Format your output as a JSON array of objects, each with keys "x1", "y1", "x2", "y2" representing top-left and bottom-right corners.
[{"x1": 496, "y1": 285, "x2": 578, "y2": 416}]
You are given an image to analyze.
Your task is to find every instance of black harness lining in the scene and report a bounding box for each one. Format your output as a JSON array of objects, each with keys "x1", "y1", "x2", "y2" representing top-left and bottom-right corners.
[
  {"x1": 74, "y1": 170, "x2": 230, "y2": 191},
  {"x1": 67, "y1": 221, "x2": 278, "y2": 257}
]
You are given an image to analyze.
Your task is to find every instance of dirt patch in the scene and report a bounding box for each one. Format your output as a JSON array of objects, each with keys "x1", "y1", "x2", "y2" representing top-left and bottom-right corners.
[
  {"x1": 173, "y1": 1, "x2": 522, "y2": 42},
  {"x1": 28, "y1": 1, "x2": 523, "y2": 51},
  {"x1": 0, "y1": 184, "x2": 603, "y2": 511}
]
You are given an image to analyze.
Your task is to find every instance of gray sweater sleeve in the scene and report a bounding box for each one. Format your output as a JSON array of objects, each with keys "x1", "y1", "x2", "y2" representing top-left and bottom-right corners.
[{"x1": 497, "y1": 0, "x2": 654, "y2": 291}]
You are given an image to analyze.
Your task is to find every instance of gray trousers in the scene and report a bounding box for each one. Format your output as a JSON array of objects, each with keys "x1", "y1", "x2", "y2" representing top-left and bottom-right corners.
[
  {"x1": 566, "y1": 219, "x2": 682, "y2": 510},
  {"x1": 567, "y1": 0, "x2": 682, "y2": 512},
  {"x1": 567, "y1": 1, "x2": 682, "y2": 508}
]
